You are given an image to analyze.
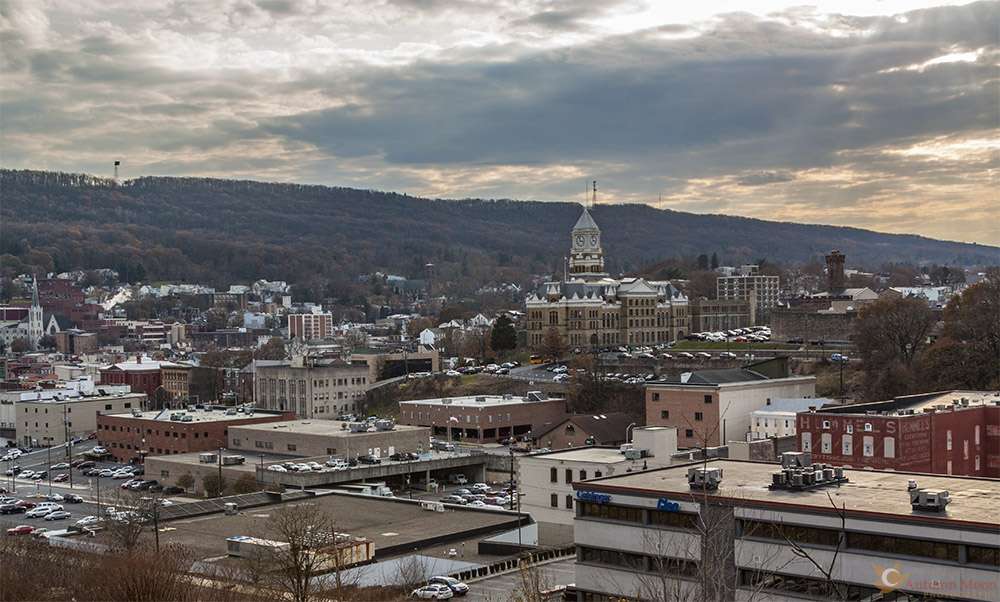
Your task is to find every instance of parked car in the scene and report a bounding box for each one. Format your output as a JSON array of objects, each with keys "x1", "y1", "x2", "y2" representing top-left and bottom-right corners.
[
  {"x1": 411, "y1": 584, "x2": 454, "y2": 599},
  {"x1": 266, "y1": 465, "x2": 288, "y2": 473},
  {"x1": 64, "y1": 494, "x2": 84, "y2": 504},
  {"x1": 50, "y1": 463, "x2": 70, "y2": 470},
  {"x1": 6, "y1": 525, "x2": 35, "y2": 536},
  {"x1": 26, "y1": 507, "x2": 54, "y2": 519},
  {"x1": 0, "y1": 503, "x2": 26, "y2": 514},
  {"x1": 470, "y1": 483, "x2": 491, "y2": 494},
  {"x1": 53, "y1": 473, "x2": 69, "y2": 483},
  {"x1": 439, "y1": 495, "x2": 467, "y2": 505},
  {"x1": 162, "y1": 486, "x2": 185, "y2": 495},
  {"x1": 357, "y1": 454, "x2": 381, "y2": 465},
  {"x1": 76, "y1": 461, "x2": 96, "y2": 469},
  {"x1": 44, "y1": 510, "x2": 71, "y2": 521},
  {"x1": 428, "y1": 576, "x2": 469, "y2": 596},
  {"x1": 91, "y1": 447, "x2": 108, "y2": 455},
  {"x1": 74, "y1": 516, "x2": 100, "y2": 527},
  {"x1": 45, "y1": 494, "x2": 64, "y2": 502}
]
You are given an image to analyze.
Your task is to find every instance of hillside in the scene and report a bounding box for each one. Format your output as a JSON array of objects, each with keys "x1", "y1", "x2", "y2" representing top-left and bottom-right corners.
[{"x1": 1, "y1": 169, "x2": 996, "y2": 292}]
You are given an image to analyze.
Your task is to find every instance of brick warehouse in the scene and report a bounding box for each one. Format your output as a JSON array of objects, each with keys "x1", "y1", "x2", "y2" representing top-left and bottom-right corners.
[
  {"x1": 797, "y1": 390, "x2": 1000, "y2": 477},
  {"x1": 97, "y1": 406, "x2": 295, "y2": 463}
]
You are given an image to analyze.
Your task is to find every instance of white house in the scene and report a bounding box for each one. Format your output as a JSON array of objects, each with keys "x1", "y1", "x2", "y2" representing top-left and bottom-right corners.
[{"x1": 750, "y1": 397, "x2": 835, "y2": 440}]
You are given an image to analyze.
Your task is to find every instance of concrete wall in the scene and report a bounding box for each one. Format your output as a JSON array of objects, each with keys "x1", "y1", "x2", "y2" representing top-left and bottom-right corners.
[
  {"x1": 228, "y1": 424, "x2": 430, "y2": 459},
  {"x1": 771, "y1": 309, "x2": 856, "y2": 342}
]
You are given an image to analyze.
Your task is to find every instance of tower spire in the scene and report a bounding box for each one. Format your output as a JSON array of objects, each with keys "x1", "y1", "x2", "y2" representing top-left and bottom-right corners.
[
  {"x1": 592, "y1": 180, "x2": 597, "y2": 208},
  {"x1": 31, "y1": 273, "x2": 39, "y2": 307}
]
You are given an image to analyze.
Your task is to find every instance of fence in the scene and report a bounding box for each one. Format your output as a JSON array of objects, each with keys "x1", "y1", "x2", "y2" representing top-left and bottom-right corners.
[{"x1": 448, "y1": 545, "x2": 576, "y2": 583}]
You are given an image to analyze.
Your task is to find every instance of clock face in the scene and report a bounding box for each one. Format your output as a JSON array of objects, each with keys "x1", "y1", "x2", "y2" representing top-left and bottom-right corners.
[
  {"x1": 576, "y1": 235, "x2": 584, "y2": 246},
  {"x1": 590, "y1": 235, "x2": 598, "y2": 246}
]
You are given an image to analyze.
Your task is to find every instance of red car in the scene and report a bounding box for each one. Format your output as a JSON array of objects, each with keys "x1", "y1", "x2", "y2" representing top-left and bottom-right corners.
[
  {"x1": 15, "y1": 501, "x2": 36, "y2": 510},
  {"x1": 6, "y1": 525, "x2": 34, "y2": 536},
  {"x1": 53, "y1": 474, "x2": 69, "y2": 483}
]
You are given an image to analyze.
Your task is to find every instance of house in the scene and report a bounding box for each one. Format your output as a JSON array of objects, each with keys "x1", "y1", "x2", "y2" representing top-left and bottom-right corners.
[{"x1": 534, "y1": 412, "x2": 635, "y2": 449}]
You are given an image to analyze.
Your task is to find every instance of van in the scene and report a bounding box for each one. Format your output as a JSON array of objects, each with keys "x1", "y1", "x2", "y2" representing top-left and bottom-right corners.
[{"x1": 448, "y1": 473, "x2": 468, "y2": 485}]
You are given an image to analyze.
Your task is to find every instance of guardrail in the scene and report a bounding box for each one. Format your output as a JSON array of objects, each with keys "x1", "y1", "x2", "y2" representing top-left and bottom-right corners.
[{"x1": 449, "y1": 545, "x2": 575, "y2": 583}]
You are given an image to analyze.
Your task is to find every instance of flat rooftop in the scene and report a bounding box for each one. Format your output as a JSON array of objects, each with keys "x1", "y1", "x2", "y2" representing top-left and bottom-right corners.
[
  {"x1": 231, "y1": 419, "x2": 427, "y2": 436},
  {"x1": 112, "y1": 492, "x2": 520, "y2": 563},
  {"x1": 106, "y1": 406, "x2": 288, "y2": 424},
  {"x1": 580, "y1": 460, "x2": 1000, "y2": 527},
  {"x1": 818, "y1": 390, "x2": 1000, "y2": 416},
  {"x1": 528, "y1": 447, "x2": 629, "y2": 464},
  {"x1": 400, "y1": 392, "x2": 558, "y2": 408}
]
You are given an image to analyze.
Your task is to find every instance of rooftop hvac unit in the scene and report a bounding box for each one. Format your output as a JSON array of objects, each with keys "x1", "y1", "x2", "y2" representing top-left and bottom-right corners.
[
  {"x1": 199, "y1": 453, "x2": 218, "y2": 464},
  {"x1": 222, "y1": 455, "x2": 245, "y2": 465},
  {"x1": 475, "y1": 396, "x2": 487, "y2": 403},
  {"x1": 181, "y1": 415, "x2": 193, "y2": 422},
  {"x1": 624, "y1": 449, "x2": 647, "y2": 460},
  {"x1": 780, "y1": 451, "x2": 811, "y2": 468},
  {"x1": 170, "y1": 413, "x2": 184, "y2": 421},
  {"x1": 688, "y1": 467, "x2": 723, "y2": 491},
  {"x1": 910, "y1": 488, "x2": 950, "y2": 512}
]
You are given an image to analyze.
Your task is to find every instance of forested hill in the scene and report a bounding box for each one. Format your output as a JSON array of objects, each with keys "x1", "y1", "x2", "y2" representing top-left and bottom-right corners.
[{"x1": 1, "y1": 169, "x2": 996, "y2": 290}]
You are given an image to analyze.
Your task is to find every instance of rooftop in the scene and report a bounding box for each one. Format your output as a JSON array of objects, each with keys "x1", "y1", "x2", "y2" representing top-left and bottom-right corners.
[
  {"x1": 524, "y1": 447, "x2": 629, "y2": 464},
  {"x1": 105, "y1": 405, "x2": 289, "y2": 424},
  {"x1": 816, "y1": 390, "x2": 1000, "y2": 417},
  {"x1": 231, "y1": 419, "x2": 427, "y2": 437},
  {"x1": 754, "y1": 397, "x2": 838, "y2": 414},
  {"x1": 110, "y1": 491, "x2": 522, "y2": 564},
  {"x1": 400, "y1": 392, "x2": 559, "y2": 408},
  {"x1": 578, "y1": 459, "x2": 1000, "y2": 527}
]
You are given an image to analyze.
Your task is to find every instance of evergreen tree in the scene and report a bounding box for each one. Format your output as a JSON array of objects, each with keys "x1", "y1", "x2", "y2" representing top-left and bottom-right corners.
[{"x1": 490, "y1": 314, "x2": 517, "y2": 354}]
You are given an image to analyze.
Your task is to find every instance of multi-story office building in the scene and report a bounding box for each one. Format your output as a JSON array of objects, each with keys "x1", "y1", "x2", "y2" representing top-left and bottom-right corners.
[
  {"x1": 797, "y1": 390, "x2": 1000, "y2": 477},
  {"x1": 97, "y1": 405, "x2": 294, "y2": 463},
  {"x1": 228, "y1": 419, "x2": 429, "y2": 459},
  {"x1": 398, "y1": 392, "x2": 566, "y2": 443},
  {"x1": 570, "y1": 459, "x2": 1000, "y2": 601},
  {"x1": 287, "y1": 310, "x2": 334, "y2": 341},
  {"x1": 645, "y1": 358, "x2": 816, "y2": 448},
  {"x1": 251, "y1": 354, "x2": 369, "y2": 418},
  {"x1": 17, "y1": 392, "x2": 146, "y2": 447},
  {"x1": 716, "y1": 265, "x2": 780, "y2": 320},
  {"x1": 526, "y1": 207, "x2": 689, "y2": 350}
]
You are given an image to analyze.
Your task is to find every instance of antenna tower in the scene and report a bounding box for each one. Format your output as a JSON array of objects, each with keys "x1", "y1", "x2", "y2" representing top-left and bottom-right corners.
[{"x1": 591, "y1": 180, "x2": 597, "y2": 208}]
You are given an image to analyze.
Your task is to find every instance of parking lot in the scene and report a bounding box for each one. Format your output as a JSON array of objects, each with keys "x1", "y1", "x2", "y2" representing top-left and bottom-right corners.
[{"x1": 466, "y1": 558, "x2": 575, "y2": 601}]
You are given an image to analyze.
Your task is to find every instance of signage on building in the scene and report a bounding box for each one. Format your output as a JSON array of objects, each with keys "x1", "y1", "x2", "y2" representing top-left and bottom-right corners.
[
  {"x1": 576, "y1": 491, "x2": 611, "y2": 504},
  {"x1": 657, "y1": 498, "x2": 680, "y2": 512}
]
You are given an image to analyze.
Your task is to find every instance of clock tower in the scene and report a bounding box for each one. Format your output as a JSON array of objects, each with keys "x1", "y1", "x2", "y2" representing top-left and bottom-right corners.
[{"x1": 568, "y1": 206, "x2": 606, "y2": 277}]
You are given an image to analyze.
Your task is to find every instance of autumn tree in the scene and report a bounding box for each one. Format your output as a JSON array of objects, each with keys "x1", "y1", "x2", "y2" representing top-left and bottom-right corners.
[
  {"x1": 203, "y1": 474, "x2": 227, "y2": 498},
  {"x1": 257, "y1": 337, "x2": 287, "y2": 360}
]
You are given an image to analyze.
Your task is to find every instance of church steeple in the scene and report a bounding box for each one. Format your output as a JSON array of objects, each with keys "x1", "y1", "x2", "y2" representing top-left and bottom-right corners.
[{"x1": 28, "y1": 275, "x2": 43, "y2": 350}]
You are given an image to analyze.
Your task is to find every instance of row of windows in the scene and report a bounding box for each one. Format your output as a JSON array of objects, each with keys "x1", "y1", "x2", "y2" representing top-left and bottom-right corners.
[
  {"x1": 576, "y1": 504, "x2": 999, "y2": 567},
  {"x1": 99, "y1": 424, "x2": 211, "y2": 439},
  {"x1": 739, "y1": 519, "x2": 998, "y2": 566},
  {"x1": 578, "y1": 545, "x2": 700, "y2": 577},
  {"x1": 651, "y1": 393, "x2": 713, "y2": 404},
  {"x1": 550, "y1": 467, "x2": 602, "y2": 484}
]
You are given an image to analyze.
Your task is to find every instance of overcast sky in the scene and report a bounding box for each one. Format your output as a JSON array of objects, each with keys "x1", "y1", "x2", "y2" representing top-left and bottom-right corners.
[{"x1": 2, "y1": 0, "x2": 997, "y2": 245}]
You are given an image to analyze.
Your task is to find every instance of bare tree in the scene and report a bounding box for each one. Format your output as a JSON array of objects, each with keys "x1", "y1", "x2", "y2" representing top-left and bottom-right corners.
[
  {"x1": 253, "y1": 503, "x2": 357, "y2": 602},
  {"x1": 510, "y1": 560, "x2": 553, "y2": 602},
  {"x1": 103, "y1": 490, "x2": 159, "y2": 552}
]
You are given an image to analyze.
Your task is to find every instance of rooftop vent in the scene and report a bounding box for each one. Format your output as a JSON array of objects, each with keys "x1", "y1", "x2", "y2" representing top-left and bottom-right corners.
[
  {"x1": 688, "y1": 467, "x2": 723, "y2": 491},
  {"x1": 910, "y1": 488, "x2": 950, "y2": 513}
]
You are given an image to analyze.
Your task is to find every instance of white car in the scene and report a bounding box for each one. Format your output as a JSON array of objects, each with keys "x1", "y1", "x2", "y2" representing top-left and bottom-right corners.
[
  {"x1": 91, "y1": 447, "x2": 108, "y2": 455},
  {"x1": 552, "y1": 373, "x2": 569, "y2": 383},
  {"x1": 26, "y1": 507, "x2": 55, "y2": 519},
  {"x1": 112, "y1": 470, "x2": 134, "y2": 479},
  {"x1": 411, "y1": 584, "x2": 454, "y2": 599},
  {"x1": 74, "y1": 515, "x2": 100, "y2": 527},
  {"x1": 266, "y1": 465, "x2": 288, "y2": 472},
  {"x1": 44, "y1": 510, "x2": 71, "y2": 521},
  {"x1": 445, "y1": 370, "x2": 461, "y2": 377},
  {"x1": 45, "y1": 493, "x2": 64, "y2": 502},
  {"x1": 159, "y1": 499, "x2": 175, "y2": 507},
  {"x1": 552, "y1": 365, "x2": 568, "y2": 374},
  {"x1": 98, "y1": 469, "x2": 115, "y2": 478}
]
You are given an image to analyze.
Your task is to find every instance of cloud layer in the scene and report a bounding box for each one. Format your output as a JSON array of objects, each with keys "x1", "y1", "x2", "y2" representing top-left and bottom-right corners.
[{"x1": 1, "y1": 0, "x2": 997, "y2": 245}]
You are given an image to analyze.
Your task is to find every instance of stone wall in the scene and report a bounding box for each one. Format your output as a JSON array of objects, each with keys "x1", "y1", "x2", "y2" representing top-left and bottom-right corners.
[{"x1": 771, "y1": 309, "x2": 856, "y2": 342}]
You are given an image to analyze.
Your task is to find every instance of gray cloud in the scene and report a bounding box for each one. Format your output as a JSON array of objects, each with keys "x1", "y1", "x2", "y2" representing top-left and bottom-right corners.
[{"x1": 0, "y1": 0, "x2": 997, "y2": 244}]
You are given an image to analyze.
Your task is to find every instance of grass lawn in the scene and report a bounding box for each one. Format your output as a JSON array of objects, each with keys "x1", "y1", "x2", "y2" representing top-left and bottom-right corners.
[{"x1": 669, "y1": 340, "x2": 800, "y2": 351}]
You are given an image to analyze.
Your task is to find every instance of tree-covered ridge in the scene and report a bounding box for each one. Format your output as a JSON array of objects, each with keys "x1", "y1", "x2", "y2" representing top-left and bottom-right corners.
[{"x1": 2, "y1": 169, "x2": 996, "y2": 292}]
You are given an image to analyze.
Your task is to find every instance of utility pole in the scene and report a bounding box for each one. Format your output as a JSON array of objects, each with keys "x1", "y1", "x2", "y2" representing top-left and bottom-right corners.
[
  {"x1": 217, "y1": 446, "x2": 223, "y2": 497},
  {"x1": 46, "y1": 445, "x2": 52, "y2": 496},
  {"x1": 152, "y1": 498, "x2": 160, "y2": 553}
]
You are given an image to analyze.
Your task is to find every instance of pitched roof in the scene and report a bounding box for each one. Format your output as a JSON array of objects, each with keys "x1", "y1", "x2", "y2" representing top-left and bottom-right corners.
[
  {"x1": 572, "y1": 207, "x2": 600, "y2": 231},
  {"x1": 535, "y1": 412, "x2": 633, "y2": 443}
]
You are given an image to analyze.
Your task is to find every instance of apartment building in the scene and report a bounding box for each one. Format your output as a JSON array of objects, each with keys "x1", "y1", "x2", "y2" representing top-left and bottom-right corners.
[
  {"x1": 251, "y1": 355, "x2": 369, "y2": 418},
  {"x1": 716, "y1": 265, "x2": 780, "y2": 320},
  {"x1": 749, "y1": 397, "x2": 834, "y2": 441},
  {"x1": 645, "y1": 358, "x2": 816, "y2": 448},
  {"x1": 287, "y1": 310, "x2": 334, "y2": 341},
  {"x1": 569, "y1": 458, "x2": 1000, "y2": 601},
  {"x1": 797, "y1": 390, "x2": 1000, "y2": 477}
]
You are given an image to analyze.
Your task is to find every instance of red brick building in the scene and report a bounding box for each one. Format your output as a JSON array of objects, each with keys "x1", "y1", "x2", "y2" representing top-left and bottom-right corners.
[
  {"x1": 797, "y1": 390, "x2": 1000, "y2": 478},
  {"x1": 97, "y1": 406, "x2": 295, "y2": 463},
  {"x1": 399, "y1": 392, "x2": 567, "y2": 443},
  {"x1": 99, "y1": 357, "x2": 172, "y2": 398}
]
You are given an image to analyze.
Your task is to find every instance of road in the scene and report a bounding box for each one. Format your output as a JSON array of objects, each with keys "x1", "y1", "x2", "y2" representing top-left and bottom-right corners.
[{"x1": 466, "y1": 558, "x2": 575, "y2": 601}]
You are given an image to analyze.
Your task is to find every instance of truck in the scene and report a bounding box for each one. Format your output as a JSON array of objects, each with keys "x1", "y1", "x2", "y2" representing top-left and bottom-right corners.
[{"x1": 447, "y1": 473, "x2": 468, "y2": 485}]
